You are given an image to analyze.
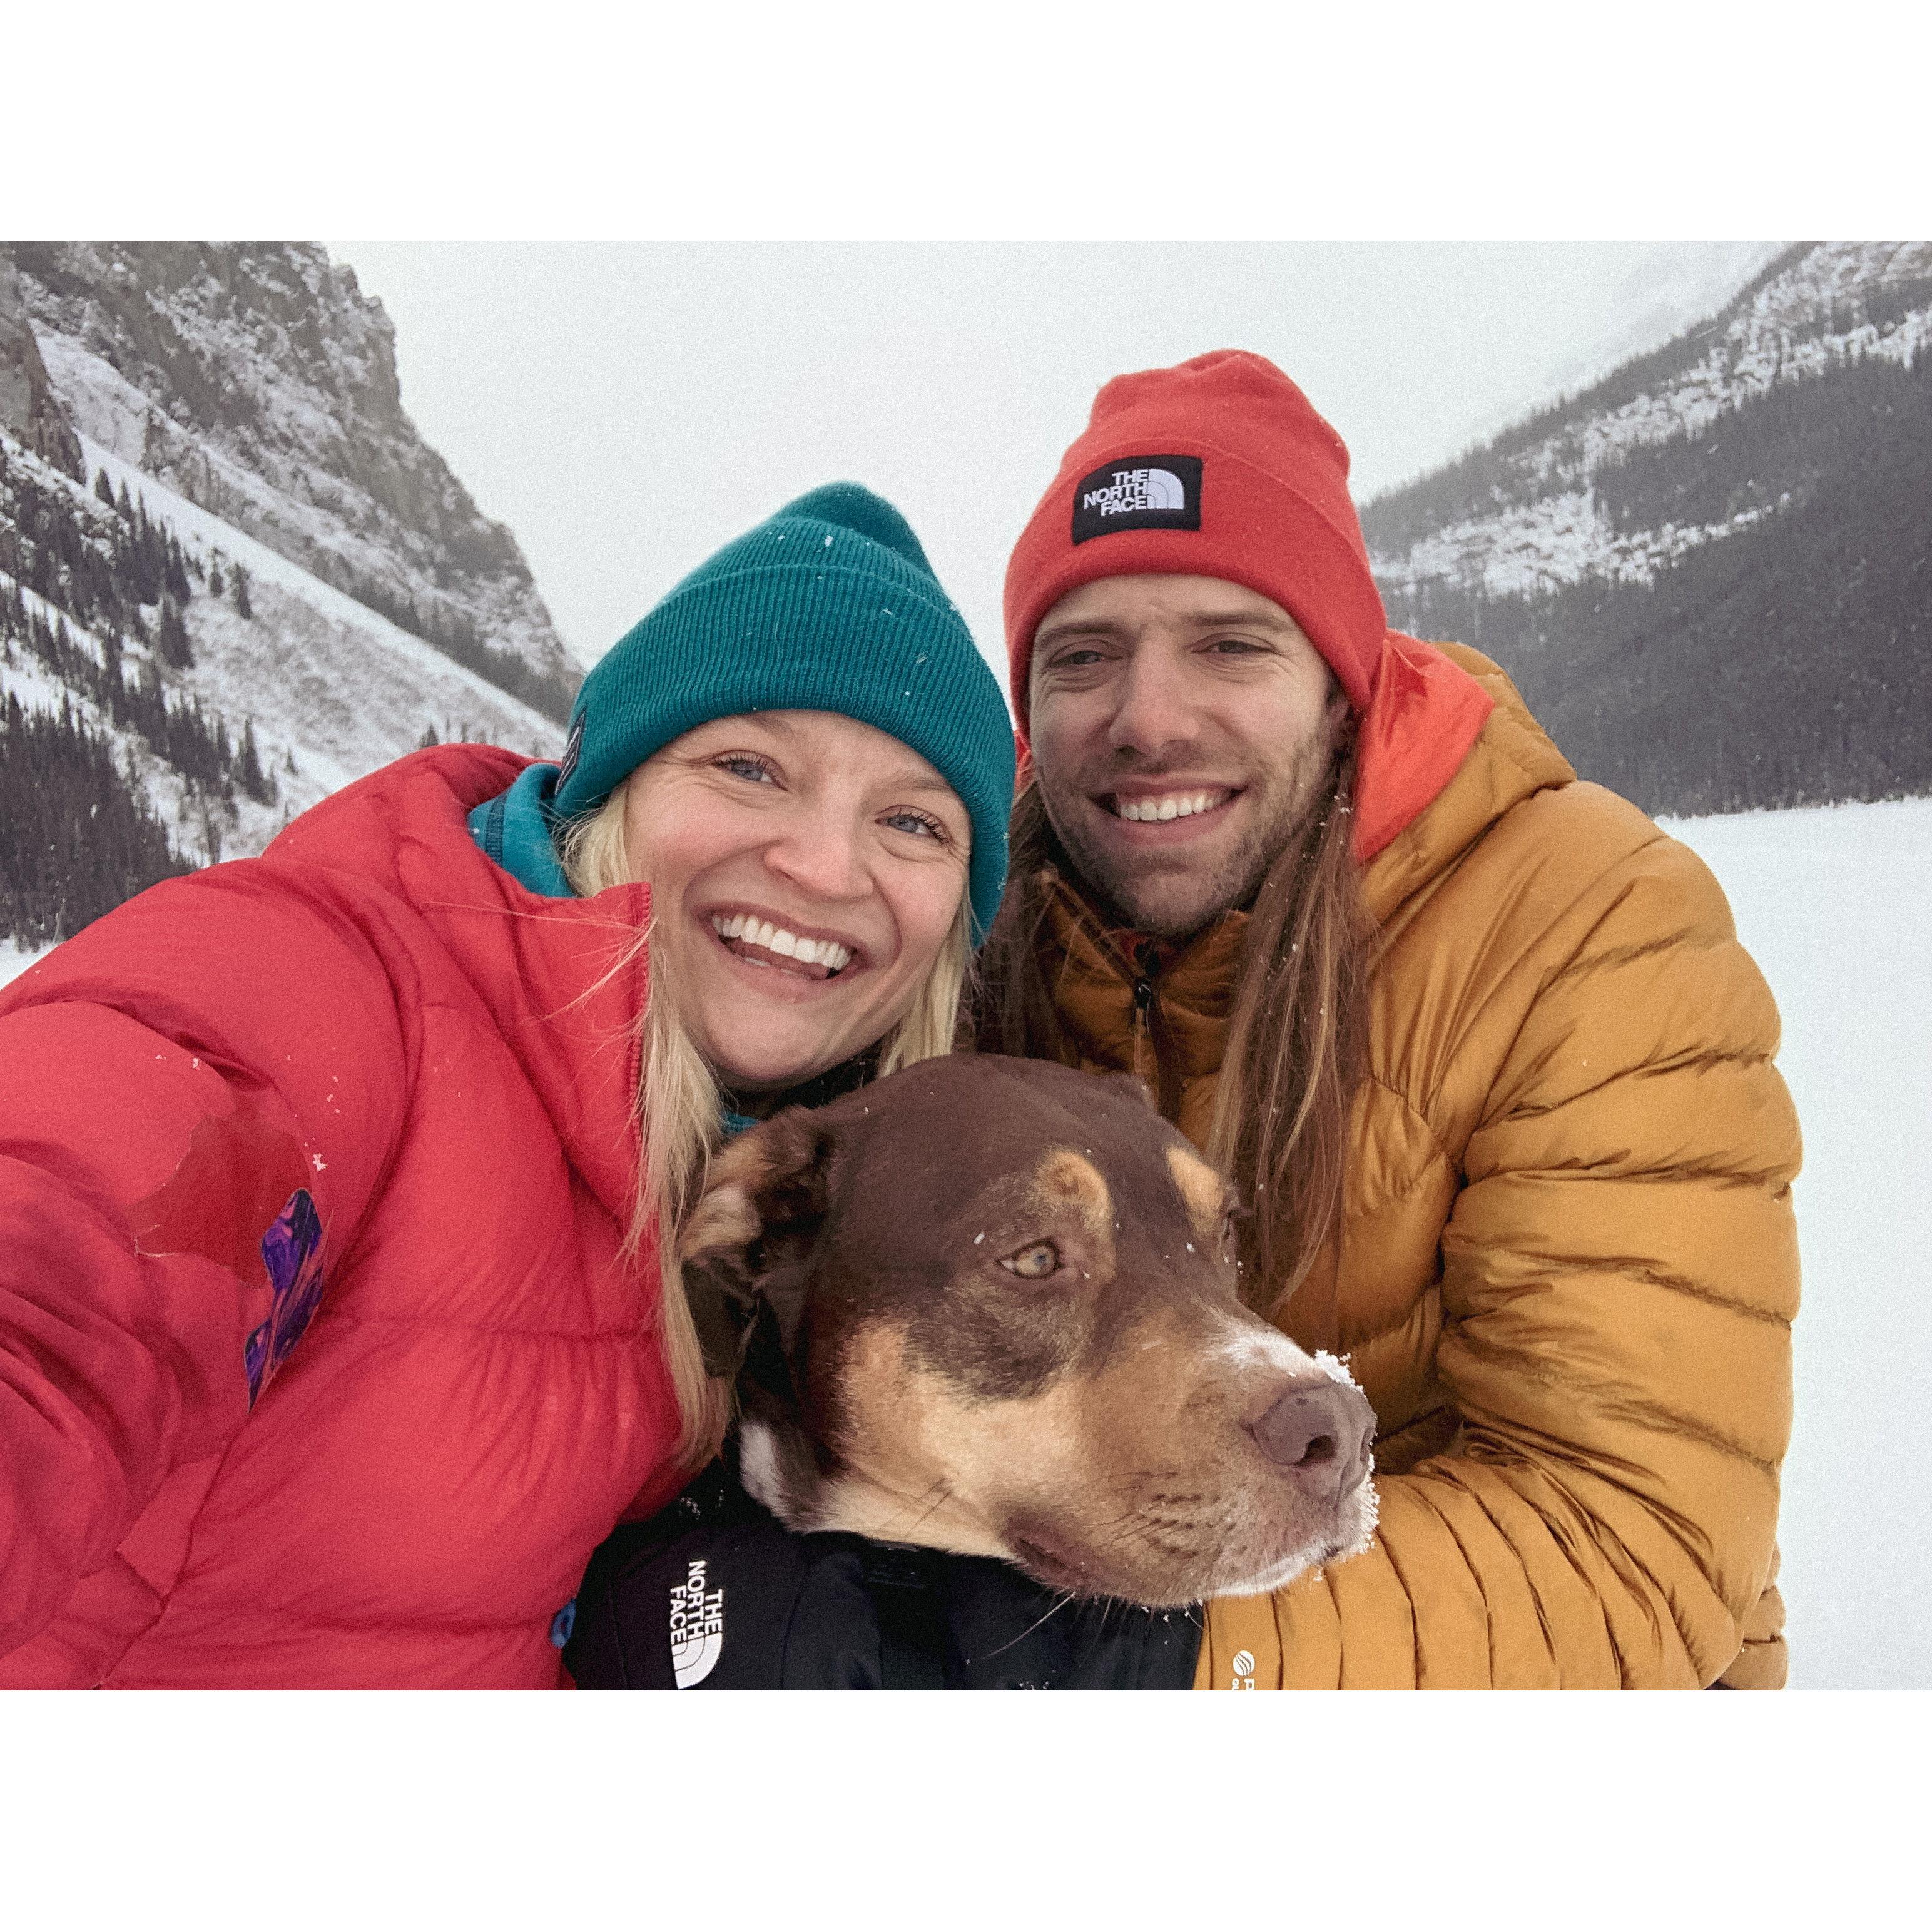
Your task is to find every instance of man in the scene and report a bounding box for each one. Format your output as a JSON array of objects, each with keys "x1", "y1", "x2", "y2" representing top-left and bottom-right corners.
[{"x1": 977, "y1": 348, "x2": 1799, "y2": 1689}]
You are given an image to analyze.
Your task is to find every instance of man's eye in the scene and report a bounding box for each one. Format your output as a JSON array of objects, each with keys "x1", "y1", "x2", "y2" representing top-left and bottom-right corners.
[
  {"x1": 1000, "y1": 1240, "x2": 1061, "y2": 1279},
  {"x1": 1208, "y1": 636, "x2": 1269, "y2": 654}
]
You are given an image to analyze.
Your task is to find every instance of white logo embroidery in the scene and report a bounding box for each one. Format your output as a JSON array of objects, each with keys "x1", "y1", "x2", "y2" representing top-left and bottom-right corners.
[
  {"x1": 669, "y1": 1557, "x2": 725, "y2": 1688},
  {"x1": 1231, "y1": 1647, "x2": 1257, "y2": 1690},
  {"x1": 1080, "y1": 466, "x2": 1187, "y2": 517}
]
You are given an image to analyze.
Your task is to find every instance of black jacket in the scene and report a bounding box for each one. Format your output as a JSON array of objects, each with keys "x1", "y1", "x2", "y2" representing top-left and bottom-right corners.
[{"x1": 565, "y1": 1457, "x2": 1202, "y2": 1690}]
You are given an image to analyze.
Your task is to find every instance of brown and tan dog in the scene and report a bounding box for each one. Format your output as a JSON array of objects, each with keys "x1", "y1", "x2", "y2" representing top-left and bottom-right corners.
[{"x1": 682, "y1": 1054, "x2": 1376, "y2": 1609}]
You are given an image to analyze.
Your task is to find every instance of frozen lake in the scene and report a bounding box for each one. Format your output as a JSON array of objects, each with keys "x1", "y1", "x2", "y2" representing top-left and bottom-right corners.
[{"x1": 1661, "y1": 796, "x2": 1932, "y2": 1688}]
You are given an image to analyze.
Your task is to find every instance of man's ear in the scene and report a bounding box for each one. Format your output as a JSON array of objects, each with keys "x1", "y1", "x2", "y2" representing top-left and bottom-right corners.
[{"x1": 679, "y1": 1106, "x2": 835, "y2": 1381}]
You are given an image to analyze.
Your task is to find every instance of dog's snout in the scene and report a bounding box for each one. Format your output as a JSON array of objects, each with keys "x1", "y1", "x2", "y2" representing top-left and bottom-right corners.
[{"x1": 1248, "y1": 1379, "x2": 1374, "y2": 1495}]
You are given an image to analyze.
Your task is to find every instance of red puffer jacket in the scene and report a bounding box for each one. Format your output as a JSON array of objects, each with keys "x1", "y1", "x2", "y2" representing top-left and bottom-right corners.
[{"x1": 0, "y1": 746, "x2": 689, "y2": 1687}]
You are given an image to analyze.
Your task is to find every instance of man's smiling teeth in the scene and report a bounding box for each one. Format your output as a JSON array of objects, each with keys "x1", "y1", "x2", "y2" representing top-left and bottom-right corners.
[
  {"x1": 711, "y1": 913, "x2": 853, "y2": 972},
  {"x1": 1112, "y1": 789, "x2": 1231, "y2": 823}
]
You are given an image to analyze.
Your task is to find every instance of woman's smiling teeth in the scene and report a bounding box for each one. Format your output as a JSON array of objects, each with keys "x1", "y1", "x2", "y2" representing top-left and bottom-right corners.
[
  {"x1": 1111, "y1": 788, "x2": 1231, "y2": 823},
  {"x1": 711, "y1": 912, "x2": 855, "y2": 976}
]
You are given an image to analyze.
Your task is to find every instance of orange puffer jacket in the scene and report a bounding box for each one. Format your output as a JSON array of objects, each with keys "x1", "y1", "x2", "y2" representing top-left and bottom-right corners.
[{"x1": 1036, "y1": 646, "x2": 1801, "y2": 1689}]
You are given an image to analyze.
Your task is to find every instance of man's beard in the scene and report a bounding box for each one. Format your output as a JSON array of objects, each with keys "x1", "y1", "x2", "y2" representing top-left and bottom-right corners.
[{"x1": 1037, "y1": 725, "x2": 1340, "y2": 938}]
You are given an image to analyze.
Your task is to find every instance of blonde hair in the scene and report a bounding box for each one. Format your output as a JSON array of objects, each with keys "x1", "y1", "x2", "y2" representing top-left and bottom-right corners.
[{"x1": 559, "y1": 778, "x2": 974, "y2": 1470}]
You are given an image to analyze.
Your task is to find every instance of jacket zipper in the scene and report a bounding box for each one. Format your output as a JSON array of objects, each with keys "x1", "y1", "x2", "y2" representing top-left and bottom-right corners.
[{"x1": 1131, "y1": 942, "x2": 1187, "y2": 1124}]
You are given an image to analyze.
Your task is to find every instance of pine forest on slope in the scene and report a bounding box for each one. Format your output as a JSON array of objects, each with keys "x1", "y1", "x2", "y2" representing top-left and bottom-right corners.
[{"x1": 1363, "y1": 242, "x2": 1932, "y2": 816}]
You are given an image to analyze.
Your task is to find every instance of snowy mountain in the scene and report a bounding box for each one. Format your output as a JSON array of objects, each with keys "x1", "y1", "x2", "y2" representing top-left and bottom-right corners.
[
  {"x1": 9, "y1": 243, "x2": 577, "y2": 716},
  {"x1": 1363, "y1": 242, "x2": 1932, "y2": 816},
  {"x1": 2, "y1": 243, "x2": 571, "y2": 960}
]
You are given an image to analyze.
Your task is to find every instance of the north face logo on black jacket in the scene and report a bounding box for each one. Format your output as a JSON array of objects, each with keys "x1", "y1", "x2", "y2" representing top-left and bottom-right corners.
[{"x1": 564, "y1": 1458, "x2": 1204, "y2": 1690}]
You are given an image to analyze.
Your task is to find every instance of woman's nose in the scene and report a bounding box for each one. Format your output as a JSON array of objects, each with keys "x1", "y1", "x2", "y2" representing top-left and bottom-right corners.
[{"x1": 763, "y1": 813, "x2": 867, "y2": 902}]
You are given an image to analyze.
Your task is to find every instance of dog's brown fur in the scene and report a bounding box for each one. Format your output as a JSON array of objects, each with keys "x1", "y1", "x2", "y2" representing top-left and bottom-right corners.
[{"x1": 681, "y1": 1055, "x2": 1376, "y2": 1607}]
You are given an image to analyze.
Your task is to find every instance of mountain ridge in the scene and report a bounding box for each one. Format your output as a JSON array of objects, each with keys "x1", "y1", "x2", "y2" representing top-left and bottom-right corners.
[
  {"x1": 8, "y1": 243, "x2": 578, "y2": 719},
  {"x1": 1361, "y1": 242, "x2": 1931, "y2": 816}
]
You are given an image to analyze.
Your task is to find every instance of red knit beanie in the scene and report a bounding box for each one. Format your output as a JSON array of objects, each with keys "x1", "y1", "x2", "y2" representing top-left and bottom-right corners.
[{"x1": 1004, "y1": 350, "x2": 1390, "y2": 733}]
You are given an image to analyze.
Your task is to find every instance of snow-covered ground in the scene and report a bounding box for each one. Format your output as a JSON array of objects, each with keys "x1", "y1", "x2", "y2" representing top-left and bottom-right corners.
[
  {"x1": 0, "y1": 938, "x2": 54, "y2": 985},
  {"x1": 1660, "y1": 795, "x2": 1932, "y2": 1689}
]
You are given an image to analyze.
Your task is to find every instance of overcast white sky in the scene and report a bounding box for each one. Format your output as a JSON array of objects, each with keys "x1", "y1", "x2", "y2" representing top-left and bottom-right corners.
[{"x1": 331, "y1": 242, "x2": 1781, "y2": 674}]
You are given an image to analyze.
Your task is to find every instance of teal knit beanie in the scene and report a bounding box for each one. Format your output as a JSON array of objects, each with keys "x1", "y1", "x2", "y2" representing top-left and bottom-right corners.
[{"x1": 553, "y1": 482, "x2": 1014, "y2": 936}]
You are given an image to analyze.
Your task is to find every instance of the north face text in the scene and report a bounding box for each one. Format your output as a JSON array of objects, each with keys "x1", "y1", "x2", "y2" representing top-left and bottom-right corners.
[
  {"x1": 1070, "y1": 454, "x2": 1203, "y2": 544},
  {"x1": 668, "y1": 1556, "x2": 725, "y2": 1687}
]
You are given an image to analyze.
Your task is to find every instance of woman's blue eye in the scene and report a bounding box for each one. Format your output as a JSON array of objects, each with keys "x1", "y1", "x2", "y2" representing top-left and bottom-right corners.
[
  {"x1": 882, "y1": 810, "x2": 943, "y2": 840},
  {"x1": 716, "y1": 755, "x2": 776, "y2": 783}
]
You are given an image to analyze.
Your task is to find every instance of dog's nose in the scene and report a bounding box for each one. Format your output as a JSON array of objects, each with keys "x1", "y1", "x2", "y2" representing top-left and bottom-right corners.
[{"x1": 1248, "y1": 1378, "x2": 1374, "y2": 1495}]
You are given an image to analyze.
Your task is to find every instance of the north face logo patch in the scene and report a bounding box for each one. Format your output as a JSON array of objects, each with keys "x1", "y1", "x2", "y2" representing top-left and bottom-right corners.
[
  {"x1": 1071, "y1": 454, "x2": 1203, "y2": 544},
  {"x1": 669, "y1": 1556, "x2": 725, "y2": 1687}
]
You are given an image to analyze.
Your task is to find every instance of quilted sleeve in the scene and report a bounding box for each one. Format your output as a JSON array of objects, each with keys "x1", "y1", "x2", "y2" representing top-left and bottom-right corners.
[
  {"x1": 0, "y1": 862, "x2": 410, "y2": 1659},
  {"x1": 1199, "y1": 831, "x2": 1801, "y2": 1689}
]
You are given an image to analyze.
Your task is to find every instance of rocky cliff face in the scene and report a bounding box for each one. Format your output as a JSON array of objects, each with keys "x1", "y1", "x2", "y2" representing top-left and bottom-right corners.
[
  {"x1": 8, "y1": 242, "x2": 576, "y2": 718},
  {"x1": 0, "y1": 252, "x2": 83, "y2": 480}
]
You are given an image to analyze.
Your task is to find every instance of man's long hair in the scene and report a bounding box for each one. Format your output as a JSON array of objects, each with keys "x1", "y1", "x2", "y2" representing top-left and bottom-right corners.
[{"x1": 972, "y1": 733, "x2": 1373, "y2": 1317}]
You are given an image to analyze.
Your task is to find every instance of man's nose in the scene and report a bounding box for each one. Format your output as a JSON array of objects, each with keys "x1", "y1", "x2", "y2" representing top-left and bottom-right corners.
[{"x1": 1106, "y1": 649, "x2": 1197, "y2": 761}]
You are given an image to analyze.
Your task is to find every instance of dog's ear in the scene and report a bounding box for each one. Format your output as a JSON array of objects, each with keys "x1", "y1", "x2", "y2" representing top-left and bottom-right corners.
[{"x1": 680, "y1": 1106, "x2": 835, "y2": 1381}]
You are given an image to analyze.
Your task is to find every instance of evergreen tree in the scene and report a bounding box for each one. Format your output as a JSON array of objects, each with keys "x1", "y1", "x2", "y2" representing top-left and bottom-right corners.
[
  {"x1": 238, "y1": 718, "x2": 275, "y2": 805},
  {"x1": 157, "y1": 596, "x2": 192, "y2": 669},
  {"x1": 231, "y1": 564, "x2": 252, "y2": 619},
  {"x1": 94, "y1": 469, "x2": 115, "y2": 507}
]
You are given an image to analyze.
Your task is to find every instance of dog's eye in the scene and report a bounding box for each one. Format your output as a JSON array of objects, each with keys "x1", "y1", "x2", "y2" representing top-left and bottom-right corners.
[{"x1": 1000, "y1": 1241, "x2": 1061, "y2": 1280}]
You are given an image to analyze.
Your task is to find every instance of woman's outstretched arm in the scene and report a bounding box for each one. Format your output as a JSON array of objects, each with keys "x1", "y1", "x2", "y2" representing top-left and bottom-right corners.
[{"x1": 0, "y1": 862, "x2": 408, "y2": 1660}]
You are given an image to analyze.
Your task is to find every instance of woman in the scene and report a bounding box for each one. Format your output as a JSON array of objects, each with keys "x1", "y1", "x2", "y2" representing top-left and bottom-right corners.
[{"x1": 0, "y1": 482, "x2": 1014, "y2": 1689}]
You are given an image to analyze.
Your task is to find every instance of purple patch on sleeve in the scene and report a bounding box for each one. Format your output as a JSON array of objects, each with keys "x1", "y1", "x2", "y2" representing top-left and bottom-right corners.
[{"x1": 245, "y1": 1188, "x2": 325, "y2": 1405}]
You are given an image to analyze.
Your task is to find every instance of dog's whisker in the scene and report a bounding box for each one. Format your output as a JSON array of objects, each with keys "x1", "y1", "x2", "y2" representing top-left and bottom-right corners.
[
  {"x1": 868, "y1": 1474, "x2": 952, "y2": 1540},
  {"x1": 899, "y1": 1482, "x2": 955, "y2": 1541},
  {"x1": 982, "y1": 1588, "x2": 1079, "y2": 1660}
]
